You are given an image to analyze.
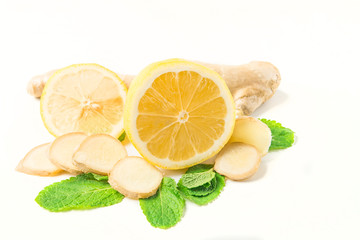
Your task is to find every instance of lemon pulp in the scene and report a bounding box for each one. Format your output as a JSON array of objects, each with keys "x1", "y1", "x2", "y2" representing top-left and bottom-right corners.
[
  {"x1": 41, "y1": 64, "x2": 127, "y2": 137},
  {"x1": 125, "y1": 59, "x2": 235, "y2": 169}
]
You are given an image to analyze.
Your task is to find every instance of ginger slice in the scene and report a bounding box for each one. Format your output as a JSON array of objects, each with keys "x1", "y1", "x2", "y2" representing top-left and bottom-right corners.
[
  {"x1": 16, "y1": 143, "x2": 63, "y2": 176},
  {"x1": 214, "y1": 142, "x2": 260, "y2": 181},
  {"x1": 49, "y1": 132, "x2": 88, "y2": 174},
  {"x1": 73, "y1": 134, "x2": 127, "y2": 175},
  {"x1": 230, "y1": 116, "x2": 272, "y2": 156},
  {"x1": 109, "y1": 156, "x2": 163, "y2": 199}
]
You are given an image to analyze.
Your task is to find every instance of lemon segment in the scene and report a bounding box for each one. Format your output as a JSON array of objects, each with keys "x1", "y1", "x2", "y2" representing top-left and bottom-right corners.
[
  {"x1": 40, "y1": 64, "x2": 127, "y2": 138},
  {"x1": 125, "y1": 59, "x2": 235, "y2": 169}
]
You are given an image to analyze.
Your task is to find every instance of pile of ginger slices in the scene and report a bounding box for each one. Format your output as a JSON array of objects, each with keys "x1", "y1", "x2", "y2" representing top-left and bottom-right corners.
[
  {"x1": 16, "y1": 133, "x2": 162, "y2": 199},
  {"x1": 17, "y1": 116, "x2": 272, "y2": 200}
]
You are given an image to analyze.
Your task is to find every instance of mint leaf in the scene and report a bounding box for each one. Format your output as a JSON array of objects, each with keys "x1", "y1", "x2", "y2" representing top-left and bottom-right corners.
[
  {"x1": 36, "y1": 173, "x2": 124, "y2": 212},
  {"x1": 181, "y1": 167, "x2": 215, "y2": 188},
  {"x1": 177, "y1": 165, "x2": 225, "y2": 205},
  {"x1": 92, "y1": 174, "x2": 108, "y2": 181},
  {"x1": 179, "y1": 177, "x2": 217, "y2": 197},
  {"x1": 79, "y1": 172, "x2": 108, "y2": 181},
  {"x1": 139, "y1": 177, "x2": 185, "y2": 229},
  {"x1": 178, "y1": 164, "x2": 217, "y2": 196},
  {"x1": 118, "y1": 132, "x2": 126, "y2": 142},
  {"x1": 186, "y1": 164, "x2": 213, "y2": 173},
  {"x1": 260, "y1": 119, "x2": 295, "y2": 150},
  {"x1": 178, "y1": 172, "x2": 225, "y2": 205}
]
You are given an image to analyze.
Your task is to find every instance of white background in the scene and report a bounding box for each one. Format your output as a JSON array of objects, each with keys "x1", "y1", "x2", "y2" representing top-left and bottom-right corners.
[{"x1": 0, "y1": 0, "x2": 359, "y2": 239}]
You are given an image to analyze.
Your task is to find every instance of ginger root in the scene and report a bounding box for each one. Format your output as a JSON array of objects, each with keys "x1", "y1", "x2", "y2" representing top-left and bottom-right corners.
[
  {"x1": 230, "y1": 116, "x2": 272, "y2": 156},
  {"x1": 16, "y1": 143, "x2": 64, "y2": 176},
  {"x1": 27, "y1": 69, "x2": 57, "y2": 98},
  {"x1": 109, "y1": 156, "x2": 163, "y2": 199},
  {"x1": 27, "y1": 61, "x2": 280, "y2": 116},
  {"x1": 214, "y1": 142, "x2": 261, "y2": 181},
  {"x1": 73, "y1": 134, "x2": 127, "y2": 175},
  {"x1": 49, "y1": 132, "x2": 88, "y2": 174}
]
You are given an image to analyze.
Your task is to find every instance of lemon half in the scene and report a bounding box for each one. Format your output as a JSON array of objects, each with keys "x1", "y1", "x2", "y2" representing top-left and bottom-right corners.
[
  {"x1": 124, "y1": 59, "x2": 235, "y2": 169},
  {"x1": 40, "y1": 64, "x2": 127, "y2": 138}
]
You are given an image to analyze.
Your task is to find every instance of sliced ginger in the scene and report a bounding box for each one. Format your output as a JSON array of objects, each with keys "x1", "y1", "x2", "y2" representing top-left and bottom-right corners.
[
  {"x1": 49, "y1": 132, "x2": 88, "y2": 174},
  {"x1": 230, "y1": 116, "x2": 272, "y2": 156},
  {"x1": 73, "y1": 134, "x2": 127, "y2": 175},
  {"x1": 214, "y1": 142, "x2": 261, "y2": 180},
  {"x1": 16, "y1": 143, "x2": 63, "y2": 176},
  {"x1": 109, "y1": 156, "x2": 163, "y2": 199}
]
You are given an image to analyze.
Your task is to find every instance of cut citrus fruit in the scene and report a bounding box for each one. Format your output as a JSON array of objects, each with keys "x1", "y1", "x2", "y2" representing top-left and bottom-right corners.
[
  {"x1": 124, "y1": 59, "x2": 235, "y2": 169},
  {"x1": 40, "y1": 64, "x2": 127, "y2": 137}
]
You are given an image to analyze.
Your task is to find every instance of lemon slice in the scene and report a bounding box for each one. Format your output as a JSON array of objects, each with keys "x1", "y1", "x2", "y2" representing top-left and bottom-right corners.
[
  {"x1": 40, "y1": 64, "x2": 127, "y2": 137},
  {"x1": 124, "y1": 59, "x2": 235, "y2": 169}
]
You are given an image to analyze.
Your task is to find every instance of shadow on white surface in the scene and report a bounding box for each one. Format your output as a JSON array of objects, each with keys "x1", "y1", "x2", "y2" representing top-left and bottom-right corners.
[
  {"x1": 205, "y1": 236, "x2": 263, "y2": 240},
  {"x1": 252, "y1": 90, "x2": 289, "y2": 117},
  {"x1": 242, "y1": 161, "x2": 267, "y2": 182}
]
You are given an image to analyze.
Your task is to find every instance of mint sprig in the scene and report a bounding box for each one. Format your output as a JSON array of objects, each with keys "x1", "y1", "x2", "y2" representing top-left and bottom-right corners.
[
  {"x1": 181, "y1": 177, "x2": 217, "y2": 196},
  {"x1": 177, "y1": 164, "x2": 225, "y2": 206},
  {"x1": 139, "y1": 177, "x2": 185, "y2": 229},
  {"x1": 181, "y1": 167, "x2": 215, "y2": 188},
  {"x1": 35, "y1": 173, "x2": 124, "y2": 212},
  {"x1": 260, "y1": 119, "x2": 295, "y2": 150}
]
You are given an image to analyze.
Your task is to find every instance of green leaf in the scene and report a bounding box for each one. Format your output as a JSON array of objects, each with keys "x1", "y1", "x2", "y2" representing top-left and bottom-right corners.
[
  {"x1": 118, "y1": 132, "x2": 126, "y2": 142},
  {"x1": 79, "y1": 172, "x2": 108, "y2": 181},
  {"x1": 260, "y1": 119, "x2": 295, "y2": 150},
  {"x1": 179, "y1": 176, "x2": 217, "y2": 197},
  {"x1": 139, "y1": 177, "x2": 185, "y2": 229},
  {"x1": 178, "y1": 172, "x2": 225, "y2": 205},
  {"x1": 177, "y1": 164, "x2": 217, "y2": 196},
  {"x1": 92, "y1": 174, "x2": 109, "y2": 181},
  {"x1": 35, "y1": 173, "x2": 124, "y2": 212},
  {"x1": 186, "y1": 164, "x2": 213, "y2": 173},
  {"x1": 181, "y1": 167, "x2": 215, "y2": 188},
  {"x1": 177, "y1": 165, "x2": 225, "y2": 205}
]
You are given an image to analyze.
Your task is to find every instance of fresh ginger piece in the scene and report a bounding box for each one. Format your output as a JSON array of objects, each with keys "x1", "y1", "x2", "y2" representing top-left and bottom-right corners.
[
  {"x1": 27, "y1": 61, "x2": 280, "y2": 117},
  {"x1": 26, "y1": 69, "x2": 57, "y2": 98},
  {"x1": 230, "y1": 116, "x2": 272, "y2": 156},
  {"x1": 109, "y1": 156, "x2": 163, "y2": 199},
  {"x1": 73, "y1": 134, "x2": 127, "y2": 175},
  {"x1": 49, "y1": 132, "x2": 88, "y2": 174},
  {"x1": 201, "y1": 61, "x2": 281, "y2": 116},
  {"x1": 214, "y1": 142, "x2": 261, "y2": 180},
  {"x1": 16, "y1": 143, "x2": 63, "y2": 176}
]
